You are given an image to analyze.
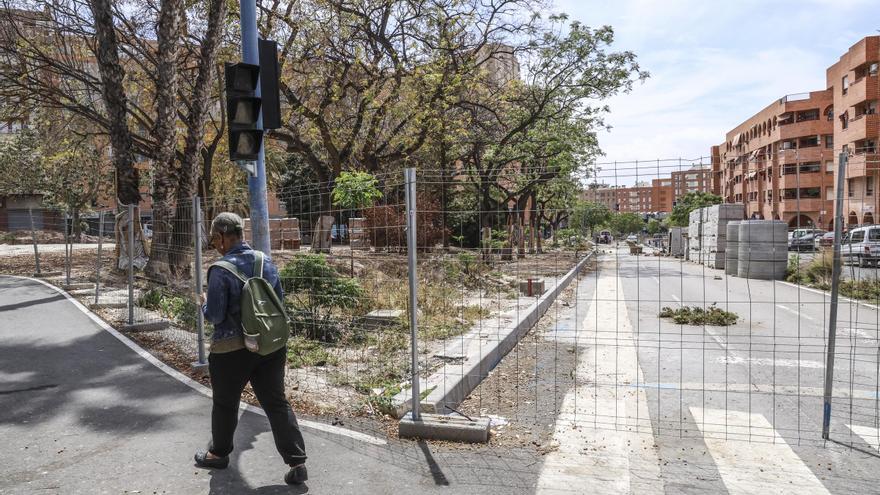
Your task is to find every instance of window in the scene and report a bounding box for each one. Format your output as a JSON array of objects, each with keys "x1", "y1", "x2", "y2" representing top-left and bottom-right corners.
[
  {"x1": 826, "y1": 161, "x2": 834, "y2": 173},
  {"x1": 825, "y1": 135, "x2": 833, "y2": 149},
  {"x1": 783, "y1": 164, "x2": 798, "y2": 175},
  {"x1": 796, "y1": 109, "x2": 820, "y2": 122},
  {"x1": 800, "y1": 136, "x2": 820, "y2": 148},
  {"x1": 870, "y1": 229, "x2": 880, "y2": 241},
  {"x1": 826, "y1": 187, "x2": 835, "y2": 200},
  {"x1": 843, "y1": 75, "x2": 849, "y2": 95},
  {"x1": 799, "y1": 162, "x2": 821, "y2": 173},
  {"x1": 848, "y1": 178, "x2": 855, "y2": 197},
  {"x1": 842, "y1": 111, "x2": 849, "y2": 130},
  {"x1": 852, "y1": 231, "x2": 865, "y2": 243},
  {"x1": 870, "y1": 62, "x2": 879, "y2": 76},
  {"x1": 868, "y1": 178, "x2": 875, "y2": 197}
]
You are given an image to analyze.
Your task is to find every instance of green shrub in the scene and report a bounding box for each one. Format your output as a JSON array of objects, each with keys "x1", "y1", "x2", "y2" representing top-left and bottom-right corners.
[
  {"x1": 286, "y1": 336, "x2": 338, "y2": 368},
  {"x1": 138, "y1": 287, "x2": 199, "y2": 331},
  {"x1": 659, "y1": 305, "x2": 738, "y2": 326},
  {"x1": 280, "y1": 254, "x2": 365, "y2": 341}
]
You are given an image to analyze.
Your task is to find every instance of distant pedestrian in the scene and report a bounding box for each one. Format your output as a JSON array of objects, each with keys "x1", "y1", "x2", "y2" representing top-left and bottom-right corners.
[{"x1": 193, "y1": 212, "x2": 308, "y2": 485}]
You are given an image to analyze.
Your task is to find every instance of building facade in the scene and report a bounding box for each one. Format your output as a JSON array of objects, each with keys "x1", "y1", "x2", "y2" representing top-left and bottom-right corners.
[
  {"x1": 714, "y1": 89, "x2": 835, "y2": 229},
  {"x1": 583, "y1": 167, "x2": 712, "y2": 215},
  {"x1": 828, "y1": 36, "x2": 880, "y2": 227}
]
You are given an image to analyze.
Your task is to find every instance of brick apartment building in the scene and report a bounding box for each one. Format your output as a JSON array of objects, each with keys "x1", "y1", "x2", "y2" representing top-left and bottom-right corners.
[
  {"x1": 713, "y1": 89, "x2": 835, "y2": 229},
  {"x1": 828, "y1": 36, "x2": 879, "y2": 227},
  {"x1": 583, "y1": 166, "x2": 712, "y2": 214},
  {"x1": 713, "y1": 35, "x2": 879, "y2": 230}
]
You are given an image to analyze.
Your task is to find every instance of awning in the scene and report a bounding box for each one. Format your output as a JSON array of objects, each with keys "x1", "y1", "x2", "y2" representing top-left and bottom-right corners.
[
  {"x1": 732, "y1": 133, "x2": 742, "y2": 146},
  {"x1": 747, "y1": 170, "x2": 757, "y2": 180},
  {"x1": 777, "y1": 112, "x2": 792, "y2": 120}
]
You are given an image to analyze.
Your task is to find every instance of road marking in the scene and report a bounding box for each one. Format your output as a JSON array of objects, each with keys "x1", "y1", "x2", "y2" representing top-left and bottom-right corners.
[
  {"x1": 630, "y1": 382, "x2": 878, "y2": 400},
  {"x1": 716, "y1": 356, "x2": 824, "y2": 369},
  {"x1": 848, "y1": 424, "x2": 880, "y2": 452},
  {"x1": 537, "y1": 257, "x2": 661, "y2": 494},
  {"x1": 691, "y1": 407, "x2": 830, "y2": 494},
  {"x1": 651, "y1": 276, "x2": 660, "y2": 284},
  {"x1": 775, "y1": 304, "x2": 816, "y2": 322},
  {"x1": 8, "y1": 275, "x2": 388, "y2": 447}
]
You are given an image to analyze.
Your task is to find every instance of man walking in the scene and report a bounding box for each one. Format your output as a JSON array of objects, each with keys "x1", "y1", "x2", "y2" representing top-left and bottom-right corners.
[{"x1": 193, "y1": 212, "x2": 308, "y2": 485}]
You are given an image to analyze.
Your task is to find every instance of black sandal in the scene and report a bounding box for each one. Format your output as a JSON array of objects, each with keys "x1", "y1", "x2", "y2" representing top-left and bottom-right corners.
[
  {"x1": 194, "y1": 450, "x2": 230, "y2": 469},
  {"x1": 285, "y1": 464, "x2": 308, "y2": 485}
]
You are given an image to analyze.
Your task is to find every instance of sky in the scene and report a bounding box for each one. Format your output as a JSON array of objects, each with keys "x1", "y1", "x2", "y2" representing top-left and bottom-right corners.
[{"x1": 551, "y1": 0, "x2": 879, "y2": 185}]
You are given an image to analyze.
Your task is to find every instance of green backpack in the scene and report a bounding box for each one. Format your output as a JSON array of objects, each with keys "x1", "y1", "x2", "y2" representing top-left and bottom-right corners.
[{"x1": 210, "y1": 251, "x2": 289, "y2": 356}]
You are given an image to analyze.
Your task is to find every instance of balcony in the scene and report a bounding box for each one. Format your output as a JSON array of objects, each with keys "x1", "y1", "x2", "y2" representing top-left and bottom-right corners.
[
  {"x1": 778, "y1": 198, "x2": 828, "y2": 214},
  {"x1": 841, "y1": 113, "x2": 880, "y2": 141},
  {"x1": 847, "y1": 75, "x2": 879, "y2": 103},
  {"x1": 777, "y1": 172, "x2": 827, "y2": 190},
  {"x1": 845, "y1": 152, "x2": 880, "y2": 179}
]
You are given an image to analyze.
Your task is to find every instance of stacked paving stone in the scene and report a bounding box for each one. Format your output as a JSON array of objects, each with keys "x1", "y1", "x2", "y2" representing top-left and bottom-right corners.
[
  {"x1": 668, "y1": 227, "x2": 685, "y2": 257},
  {"x1": 699, "y1": 204, "x2": 745, "y2": 270}
]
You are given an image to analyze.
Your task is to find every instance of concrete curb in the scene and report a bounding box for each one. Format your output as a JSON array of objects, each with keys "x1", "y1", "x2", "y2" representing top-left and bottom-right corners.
[
  {"x1": 393, "y1": 251, "x2": 595, "y2": 417},
  {"x1": 3, "y1": 275, "x2": 388, "y2": 447}
]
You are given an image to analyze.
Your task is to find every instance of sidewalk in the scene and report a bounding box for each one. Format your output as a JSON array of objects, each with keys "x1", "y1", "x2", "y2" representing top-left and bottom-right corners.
[{"x1": 0, "y1": 275, "x2": 527, "y2": 494}]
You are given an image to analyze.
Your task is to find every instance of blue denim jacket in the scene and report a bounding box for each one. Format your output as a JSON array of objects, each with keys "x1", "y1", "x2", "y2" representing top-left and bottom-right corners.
[{"x1": 202, "y1": 242, "x2": 284, "y2": 349}]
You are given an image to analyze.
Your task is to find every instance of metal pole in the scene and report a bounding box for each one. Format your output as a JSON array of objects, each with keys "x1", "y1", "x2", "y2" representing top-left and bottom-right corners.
[
  {"x1": 193, "y1": 196, "x2": 207, "y2": 365},
  {"x1": 65, "y1": 210, "x2": 71, "y2": 285},
  {"x1": 239, "y1": 0, "x2": 270, "y2": 254},
  {"x1": 822, "y1": 151, "x2": 848, "y2": 439},
  {"x1": 29, "y1": 208, "x2": 40, "y2": 275},
  {"x1": 95, "y1": 211, "x2": 104, "y2": 304},
  {"x1": 404, "y1": 168, "x2": 420, "y2": 421},
  {"x1": 128, "y1": 204, "x2": 135, "y2": 325}
]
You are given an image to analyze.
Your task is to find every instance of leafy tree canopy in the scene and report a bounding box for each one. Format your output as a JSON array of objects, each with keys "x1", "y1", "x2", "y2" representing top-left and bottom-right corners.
[{"x1": 668, "y1": 191, "x2": 722, "y2": 227}]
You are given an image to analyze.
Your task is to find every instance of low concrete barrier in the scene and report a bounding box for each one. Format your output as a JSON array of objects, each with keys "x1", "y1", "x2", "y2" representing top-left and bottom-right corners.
[{"x1": 393, "y1": 251, "x2": 595, "y2": 417}]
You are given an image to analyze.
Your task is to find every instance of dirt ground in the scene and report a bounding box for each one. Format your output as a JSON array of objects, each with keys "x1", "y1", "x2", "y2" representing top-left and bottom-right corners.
[{"x1": 0, "y1": 243, "x2": 589, "y2": 450}]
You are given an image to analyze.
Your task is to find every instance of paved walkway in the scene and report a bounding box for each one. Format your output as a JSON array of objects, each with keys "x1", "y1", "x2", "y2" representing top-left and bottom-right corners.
[{"x1": 0, "y1": 275, "x2": 534, "y2": 494}]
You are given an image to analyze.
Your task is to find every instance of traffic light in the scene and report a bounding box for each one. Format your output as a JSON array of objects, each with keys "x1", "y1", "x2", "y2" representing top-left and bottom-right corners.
[{"x1": 225, "y1": 62, "x2": 262, "y2": 161}]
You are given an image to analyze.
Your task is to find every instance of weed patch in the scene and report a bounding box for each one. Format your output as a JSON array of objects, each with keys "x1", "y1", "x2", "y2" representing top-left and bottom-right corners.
[{"x1": 659, "y1": 305, "x2": 738, "y2": 326}]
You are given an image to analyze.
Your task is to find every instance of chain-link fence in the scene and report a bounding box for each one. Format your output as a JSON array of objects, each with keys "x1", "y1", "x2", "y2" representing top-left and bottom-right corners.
[{"x1": 5, "y1": 157, "x2": 880, "y2": 455}]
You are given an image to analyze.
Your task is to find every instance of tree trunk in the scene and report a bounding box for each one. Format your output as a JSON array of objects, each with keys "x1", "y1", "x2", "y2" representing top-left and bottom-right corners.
[
  {"x1": 88, "y1": 0, "x2": 140, "y2": 207},
  {"x1": 170, "y1": 0, "x2": 227, "y2": 275},
  {"x1": 145, "y1": 0, "x2": 184, "y2": 281}
]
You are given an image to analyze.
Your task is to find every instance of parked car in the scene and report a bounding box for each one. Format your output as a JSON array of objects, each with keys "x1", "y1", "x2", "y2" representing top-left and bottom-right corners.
[
  {"x1": 625, "y1": 234, "x2": 638, "y2": 243},
  {"x1": 842, "y1": 225, "x2": 880, "y2": 267},
  {"x1": 597, "y1": 230, "x2": 612, "y2": 244},
  {"x1": 789, "y1": 233, "x2": 818, "y2": 252},
  {"x1": 818, "y1": 231, "x2": 835, "y2": 248}
]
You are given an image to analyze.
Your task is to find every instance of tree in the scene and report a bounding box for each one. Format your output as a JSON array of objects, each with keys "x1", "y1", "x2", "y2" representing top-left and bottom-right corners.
[
  {"x1": 646, "y1": 218, "x2": 661, "y2": 235},
  {"x1": 668, "y1": 191, "x2": 722, "y2": 227},
  {"x1": 331, "y1": 172, "x2": 383, "y2": 212},
  {"x1": 609, "y1": 212, "x2": 644, "y2": 235},
  {"x1": 571, "y1": 200, "x2": 612, "y2": 238}
]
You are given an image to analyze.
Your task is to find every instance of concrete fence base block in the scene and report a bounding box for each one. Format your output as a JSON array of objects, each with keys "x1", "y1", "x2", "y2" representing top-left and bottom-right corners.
[
  {"x1": 398, "y1": 412, "x2": 490, "y2": 443},
  {"x1": 33, "y1": 271, "x2": 63, "y2": 278},
  {"x1": 190, "y1": 361, "x2": 209, "y2": 377},
  {"x1": 392, "y1": 252, "x2": 594, "y2": 418},
  {"x1": 122, "y1": 320, "x2": 171, "y2": 332},
  {"x1": 90, "y1": 302, "x2": 127, "y2": 310},
  {"x1": 62, "y1": 283, "x2": 94, "y2": 291}
]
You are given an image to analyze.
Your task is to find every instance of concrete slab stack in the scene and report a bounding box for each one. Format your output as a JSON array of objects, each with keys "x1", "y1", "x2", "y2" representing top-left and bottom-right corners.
[
  {"x1": 737, "y1": 220, "x2": 788, "y2": 280},
  {"x1": 688, "y1": 209, "x2": 704, "y2": 263},
  {"x1": 669, "y1": 227, "x2": 685, "y2": 257},
  {"x1": 725, "y1": 220, "x2": 742, "y2": 276},
  {"x1": 699, "y1": 204, "x2": 744, "y2": 270}
]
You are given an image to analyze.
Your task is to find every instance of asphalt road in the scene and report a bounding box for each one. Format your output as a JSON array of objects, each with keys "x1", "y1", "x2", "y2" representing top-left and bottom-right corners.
[
  {"x1": 0, "y1": 275, "x2": 541, "y2": 494},
  {"x1": 612, "y1": 245, "x2": 880, "y2": 492}
]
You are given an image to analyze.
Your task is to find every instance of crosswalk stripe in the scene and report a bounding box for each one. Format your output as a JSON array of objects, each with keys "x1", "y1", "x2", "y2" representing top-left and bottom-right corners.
[
  {"x1": 847, "y1": 424, "x2": 880, "y2": 452},
  {"x1": 537, "y1": 256, "x2": 661, "y2": 494},
  {"x1": 690, "y1": 407, "x2": 829, "y2": 494}
]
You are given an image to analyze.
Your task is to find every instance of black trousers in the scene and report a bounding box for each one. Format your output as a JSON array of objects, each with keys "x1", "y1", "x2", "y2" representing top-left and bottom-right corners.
[{"x1": 208, "y1": 347, "x2": 307, "y2": 465}]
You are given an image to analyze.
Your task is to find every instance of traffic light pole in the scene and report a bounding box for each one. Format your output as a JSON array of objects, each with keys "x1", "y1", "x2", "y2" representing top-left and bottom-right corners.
[{"x1": 239, "y1": 0, "x2": 270, "y2": 254}]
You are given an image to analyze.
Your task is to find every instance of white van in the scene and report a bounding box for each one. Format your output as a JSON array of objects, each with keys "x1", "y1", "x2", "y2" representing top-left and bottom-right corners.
[{"x1": 842, "y1": 225, "x2": 880, "y2": 267}]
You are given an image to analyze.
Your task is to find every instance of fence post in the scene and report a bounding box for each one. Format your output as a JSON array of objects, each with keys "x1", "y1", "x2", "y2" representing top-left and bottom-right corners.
[
  {"x1": 404, "y1": 167, "x2": 420, "y2": 421},
  {"x1": 192, "y1": 196, "x2": 208, "y2": 372},
  {"x1": 65, "y1": 209, "x2": 71, "y2": 286},
  {"x1": 29, "y1": 207, "x2": 41, "y2": 276},
  {"x1": 94, "y1": 211, "x2": 104, "y2": 304},
  {"x1": 128, "y1": 204, "x2": 135, "y2": 325},
  {"x1": 822, "y1": 151, "x2": 847, "y2": 440}
]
